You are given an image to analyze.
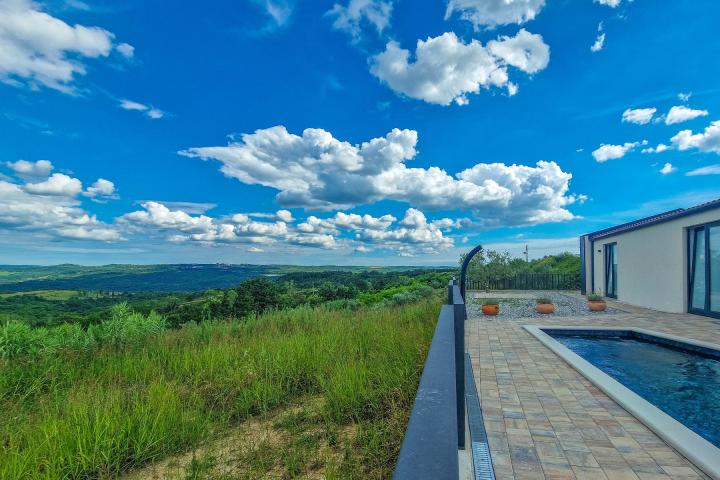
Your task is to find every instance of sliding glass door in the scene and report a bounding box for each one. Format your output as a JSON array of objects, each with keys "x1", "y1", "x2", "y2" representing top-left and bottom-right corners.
[
  {"x1": 605, "y1": 243, "x2": 617, "y2": 298},
  {"x1": 689, "y1": 222, "x2": 720, "y2": 318},
  {"x1": 711, "y1": 226, "x2": 719, "y2": 314}
]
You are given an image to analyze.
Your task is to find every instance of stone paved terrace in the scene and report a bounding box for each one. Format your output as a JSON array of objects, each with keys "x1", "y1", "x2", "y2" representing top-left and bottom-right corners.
[{"x1": 465, "y1": 291, "x2": 720, "y2": 480}]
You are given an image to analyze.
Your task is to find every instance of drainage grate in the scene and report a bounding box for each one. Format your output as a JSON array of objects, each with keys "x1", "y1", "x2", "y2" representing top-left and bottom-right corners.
[
  {"x1": 465, "y1": 353, "x2": 496, "y2": 480},
  {"x1": 472, "y1": 443, "x2": 494, "y2": 480}
]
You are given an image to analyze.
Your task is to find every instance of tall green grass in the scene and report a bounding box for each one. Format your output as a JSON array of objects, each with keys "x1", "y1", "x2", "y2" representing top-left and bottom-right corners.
[{"x1": 0, "y1": 297, "x2": 439, "y2": 479}]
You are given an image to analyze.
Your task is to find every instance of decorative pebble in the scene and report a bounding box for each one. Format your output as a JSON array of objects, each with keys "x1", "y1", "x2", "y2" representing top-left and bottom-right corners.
[{"x1": 466, "y1": 291, "x2": 624, "y2": 319}]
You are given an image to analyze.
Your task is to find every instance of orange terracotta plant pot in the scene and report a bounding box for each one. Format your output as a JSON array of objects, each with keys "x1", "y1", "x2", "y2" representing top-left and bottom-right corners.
[
  {"x1": 588, "y1": 301, "x2": 607, "y2": 312},
  {"x1": 482, "y1": 304, "x2": 499, "y2": 316},
  {"x1": 536, "y1": 303, "x2": 555, "y2": 314}
]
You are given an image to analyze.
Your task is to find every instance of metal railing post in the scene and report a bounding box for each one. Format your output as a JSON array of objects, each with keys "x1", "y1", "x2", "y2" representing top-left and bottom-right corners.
[
  {"x1": 451, "y1": 284, "x2": 465, "y2": 449},
  {"x1": 447, "y1": 278, "x2": 455, "y2": 305}
]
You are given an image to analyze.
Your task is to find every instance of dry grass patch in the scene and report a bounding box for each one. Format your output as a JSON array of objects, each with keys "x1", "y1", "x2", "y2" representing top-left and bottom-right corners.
[{"x1": 123, "y1": 397, "x2": 360, "y2": 480}]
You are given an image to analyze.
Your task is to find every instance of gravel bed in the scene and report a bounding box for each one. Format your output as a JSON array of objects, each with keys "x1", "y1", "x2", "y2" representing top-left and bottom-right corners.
[{"x1": 466, "y1": 291, "x2": 625, "y2": 319}]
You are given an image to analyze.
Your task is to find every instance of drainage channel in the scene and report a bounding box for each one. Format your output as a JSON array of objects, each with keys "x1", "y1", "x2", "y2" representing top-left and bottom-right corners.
[{"x1": 465, "y1": 353, "x2": 496, "y2": 480}]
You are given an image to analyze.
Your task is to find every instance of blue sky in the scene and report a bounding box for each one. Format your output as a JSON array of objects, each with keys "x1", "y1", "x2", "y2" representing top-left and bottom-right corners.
[{"x1": 1, "y1": 0, "x2": 720, "y2": 266}]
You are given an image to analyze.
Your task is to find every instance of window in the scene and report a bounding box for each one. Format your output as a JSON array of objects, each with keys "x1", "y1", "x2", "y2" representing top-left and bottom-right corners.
[
  {"x1": 690, "y1": 228, "x2": 706, "y2": 311},
  {"x1": 710, "y1": 226, "x2": 719, "y2": 313},
  {"x1": 689, "y1": 222, "x2": 720, "y2": 318},
  {"x1": 605, "y1": 243, "x2": 617, "y2": 298}
]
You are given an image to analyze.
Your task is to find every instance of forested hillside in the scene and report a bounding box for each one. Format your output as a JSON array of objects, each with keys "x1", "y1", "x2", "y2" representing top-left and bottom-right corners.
[
  {"x1": 0, "y1": 269, "x2": 452, "y2": 328},
  {"x1": 0, "y1": 264, "x2": 440, "y2": 293}
]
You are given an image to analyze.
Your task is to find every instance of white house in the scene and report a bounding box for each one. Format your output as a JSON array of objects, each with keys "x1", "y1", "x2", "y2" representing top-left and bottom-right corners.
[{"x1": 580, "y1": 198, "x2": 720, "y2": 317}]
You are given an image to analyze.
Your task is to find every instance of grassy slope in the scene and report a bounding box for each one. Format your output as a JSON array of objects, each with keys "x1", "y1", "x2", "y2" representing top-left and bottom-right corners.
[{"x1": 0, "y1": 298, "x2": 439, "y2": 479}]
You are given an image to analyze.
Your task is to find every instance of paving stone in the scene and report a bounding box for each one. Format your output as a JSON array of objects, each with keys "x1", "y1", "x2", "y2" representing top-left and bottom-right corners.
[
  {"x1": 572, "y1": 466, "x2": 610, "y2": 480},
  {"x1": 565, "y1": 450, "x2": 601, "y2": 468},
  {"x1": 601, "y1": 466, "x2": 641, "y2": 480}
]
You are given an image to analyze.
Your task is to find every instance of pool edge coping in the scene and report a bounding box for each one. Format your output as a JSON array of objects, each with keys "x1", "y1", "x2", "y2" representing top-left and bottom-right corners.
[{"x1": 523, "y1": 325, "x2": 720, "y2": 480}]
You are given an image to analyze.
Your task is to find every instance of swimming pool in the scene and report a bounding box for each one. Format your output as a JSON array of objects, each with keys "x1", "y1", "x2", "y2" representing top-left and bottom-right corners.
[
  {"x1": 524, "y1": 326, "x2": 720, "y2": 479},
  {"x1": 550, "y1": 331, "x2": 720, "y2": 448}
]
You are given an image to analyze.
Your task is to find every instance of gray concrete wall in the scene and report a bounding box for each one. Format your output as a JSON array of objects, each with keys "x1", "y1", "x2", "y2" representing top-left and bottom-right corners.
[{"x1": 589, "y1": 209, "x2": 720, "y2": 313}]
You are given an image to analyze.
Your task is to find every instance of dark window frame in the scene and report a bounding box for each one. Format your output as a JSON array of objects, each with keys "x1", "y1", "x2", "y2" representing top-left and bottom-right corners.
[
  {"x1": 604, "y1": 242, "x2": 618, "y2": 299},
  {"x1": 688, "y1": 220, "x2": 720, "y2": 319}
]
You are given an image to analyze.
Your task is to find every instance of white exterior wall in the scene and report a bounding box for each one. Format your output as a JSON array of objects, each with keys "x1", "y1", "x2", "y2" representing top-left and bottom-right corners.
[
  {"x1": 589, "y1": 209, "x2": 720, "y2": 313},
  {"x1": 582, "y1": 235, "x2": 592, "y2": 294}
]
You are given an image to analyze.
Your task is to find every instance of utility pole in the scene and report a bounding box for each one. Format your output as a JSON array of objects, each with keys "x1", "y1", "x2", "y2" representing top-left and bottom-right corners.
[{"x1": 524, "y1": 244, "x2": 529, "y2": 262}]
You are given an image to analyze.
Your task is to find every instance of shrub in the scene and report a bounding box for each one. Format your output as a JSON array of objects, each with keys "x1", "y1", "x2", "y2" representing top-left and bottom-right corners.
[
  {"x1": 0, "y1": 304, "x2": 165, "y2": 358},
  {"x1": 324, "y1": 299, "x2": 361, "y2": 311},
  {"x1": 51, "y1": 323, "x2": 95, "y2": 352},
  {"x1": 90, "y1": 303, "x2": 166, "y2": 348},
  {"x1": 0, "y1": 321, "x2": 45, "y2": 358},
  {"x1": 536, "y1": 298, "x2": 553, "y2": 305},
  {"x1": 374, "y1": 285, "x2": 436, "y2": 309},
  {"x1": 587, "y1": 294, "x2": 604, "y2": 302}
]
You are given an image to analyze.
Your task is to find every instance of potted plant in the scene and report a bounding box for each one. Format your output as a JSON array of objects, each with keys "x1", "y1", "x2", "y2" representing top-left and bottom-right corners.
[
  {"x1": 536, "y1": 298, "x2": 555, "y2": 314},
  {"x1": 587, "y1": 293, "x2": 607, "y2": 311},
  {"x1": 481, "y1": 300, "x2": 500, "y2": 316}
]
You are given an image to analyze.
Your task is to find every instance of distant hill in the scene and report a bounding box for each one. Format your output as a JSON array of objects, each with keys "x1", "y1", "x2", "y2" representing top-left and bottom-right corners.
[{"x1": 0, "y1": 264, "x2": 446, "y2": 293}]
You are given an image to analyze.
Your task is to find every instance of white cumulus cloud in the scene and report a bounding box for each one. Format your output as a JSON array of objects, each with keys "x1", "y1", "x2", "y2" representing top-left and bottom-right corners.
[
  {"x1": 594, "y1": 0, "x2": 621, "y2": 7},
  {"x1": 180, "y1": 125, "x2": 580, "y2": 227},
  {"x1": 0, "y1": 0, "x2": 132, "y2": 92},
  {"x1": 671, "y1": 120, "x2": 720, "y2": 153},
  {"x1": 369, "y1": 29, "x2": 549, "y2": 106},
  {"x1": 659, "y1": 163, "x2": 675, "y2": 175},
  {"x1": 121, "y1": 201, "x2": 215, "y2": 233},
  {"x1": 119, "y1": 99, "x2": 165, "y2": 119},
  {"x1": 276, "y1": 209, "x2": 294, "y2": 222},
  {"x1": 5, "y1": 159, "x2": 53, "y2": 180},
  {"x1": 286, "y1": 233, "x2": 337, "y2": 249},
  {"x1": 0, "y1": 165, "x2": 120, "y2": 241},
  {"x1": 622, "y1": 107, "x2": 655, "y2": 125},
  {"x1": 354, "y1": 208, "x2": 453, "y2": 253},
  {"x1": 120, "y1": 202, "x2": 292, "y2": 246},
  {"x1": 664, "y1": 105, "x2": 709, "y2": 125},
  {"x1": 590, "y1": 33, "x2": 605, "y2": 52},
  {"x1": 24, "y1": 173, "x2": 82, "y2": 196},
  {"x1": 326, "y1": 0, "x2": 392, "y2": 42},
  {"x1": 295, "y1": 208, "x2": 456, "y2": 255},
  {"x1": 115, "y1": 42, "x2": 134, "y2": 59},
  {"x1": 55, "y1": 226, "x2": 120, "y2": 241},
  {"x1": 641, "y1": 143, "x2": 669, "y2": 154},
  {"x1": 444, "y1": 0, "x2": 545, "y2": 29},
  {"x1": 592, "y1": 140, "x2": 647, "y2": 162},
  {"x1": 84, "y1": 178, "x2": 116, "y2": 199}
]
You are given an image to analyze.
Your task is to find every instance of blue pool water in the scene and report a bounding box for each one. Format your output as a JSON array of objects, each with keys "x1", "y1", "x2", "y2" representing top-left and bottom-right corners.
[{"x1": 550, "y1": 332, "x2": 720, "y2": 448}]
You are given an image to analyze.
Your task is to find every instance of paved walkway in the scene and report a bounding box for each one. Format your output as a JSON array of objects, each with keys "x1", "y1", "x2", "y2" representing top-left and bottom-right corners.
[{"x1": 466, "y1": 291, "x2": 720, "y2": 480}]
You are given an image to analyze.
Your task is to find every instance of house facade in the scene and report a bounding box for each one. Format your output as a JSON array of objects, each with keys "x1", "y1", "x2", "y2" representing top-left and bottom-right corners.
[{"x1": 580, "y1": 199, "x2": 720, "y2": 318}]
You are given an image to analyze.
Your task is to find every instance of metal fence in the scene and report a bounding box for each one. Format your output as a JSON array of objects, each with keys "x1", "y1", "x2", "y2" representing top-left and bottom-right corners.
[
  {"x1": 393, "y1": 280, "x2": 465, "y2": 480},
  {"x1": 467, "y1": 273, "x2": 580, "y2": 291}
]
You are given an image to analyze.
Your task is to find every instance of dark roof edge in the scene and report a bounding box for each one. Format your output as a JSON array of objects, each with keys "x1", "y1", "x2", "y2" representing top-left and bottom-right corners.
[{"x1": 584, "y1": 198, "x2": 720, "y2": 241}]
